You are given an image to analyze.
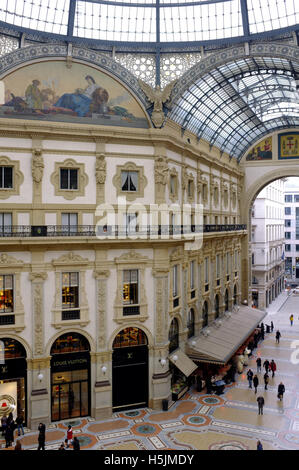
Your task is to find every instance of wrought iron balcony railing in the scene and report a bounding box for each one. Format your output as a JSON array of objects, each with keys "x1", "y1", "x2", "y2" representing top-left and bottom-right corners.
[{"x1": 0, "y1": 224, "x2": 247, "y2": 238}]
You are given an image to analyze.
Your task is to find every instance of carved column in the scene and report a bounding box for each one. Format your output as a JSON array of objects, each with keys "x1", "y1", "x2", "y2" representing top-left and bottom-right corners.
[
  {"x1": 93, "y1": 269, "x2": 110, "y2": 351},
  {"x1": 29, "y1": 272, "x2": 47, "y2": 357},
  {"x1": 31, "y1": 144, "x2": 44, "y2": 224},
  {"x1": 95, "y1": 152, "x2": 106, "y2": 205}
]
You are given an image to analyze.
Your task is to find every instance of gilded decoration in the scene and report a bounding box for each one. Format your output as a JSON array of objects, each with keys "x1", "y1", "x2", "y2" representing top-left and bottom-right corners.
[
  {"x1": 50, "y1": 158, "x2": 89, "y2": 200},
  {"x1": 112, "y1": 161, "x2": 148, "y2": 202},
  {"x1": 0, "y1": 155, "x2": 24, "y2": 200}
]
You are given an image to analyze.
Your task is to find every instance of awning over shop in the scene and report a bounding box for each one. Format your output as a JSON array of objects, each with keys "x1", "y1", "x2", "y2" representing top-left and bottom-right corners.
[
  {"x1": 186, "y1": 306, "x2": 267, "y2": 365},
  {"x1": 168, "y1": 348, "x2": 198, "y2": 377}
]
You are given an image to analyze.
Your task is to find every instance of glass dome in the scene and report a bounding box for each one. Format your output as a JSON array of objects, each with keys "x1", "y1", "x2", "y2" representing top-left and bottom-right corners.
[{"x1": 0, "y1": 0, "x2": 298, "y2": 48}]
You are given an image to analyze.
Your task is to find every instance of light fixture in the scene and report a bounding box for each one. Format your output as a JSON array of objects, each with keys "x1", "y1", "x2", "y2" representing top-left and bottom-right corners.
[
  {"x1": 101, "y1": 365, "x2": 107, "y2": 375},
  {"x1": 159, "y1": 358, "x2": 167, "y2": 367},
  {"x1": 37, "y1": 372, "x2": 44, "y2": 382},
  {"x1": 172, "y1": 354, "x2": 178, "y2": 363}
]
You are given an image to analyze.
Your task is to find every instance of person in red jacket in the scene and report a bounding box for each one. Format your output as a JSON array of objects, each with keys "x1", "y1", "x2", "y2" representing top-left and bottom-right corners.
[
  {"x1": 66, "y1": 425, "x2": 73, "y2": 448},
  {"x1": 270, "y1": 359, "x2": 277, "y2": 378}
]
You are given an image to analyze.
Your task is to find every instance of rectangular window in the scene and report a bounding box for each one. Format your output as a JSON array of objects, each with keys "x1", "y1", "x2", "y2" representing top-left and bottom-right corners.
[
  {"x1": 285, "y1": 244, "x2": 291, "y2": 252},
  {"x1": 123, "y1": 269, "x2": 139, "y2": 305},
  {"x1": 62, "y1": 272, "x2": 79, "y2": 309},
  {"x1": 121, "y1": 171, "x2": 138, "y2": 192},
  {"x1": 204, "y1": 257, "x2": 209, "y2": 284},
  {"x1": 285, "y1": 219, "x2": 291, "y2": 227},
  {"x1": 296, "y1": 245, "x2": 299, "y2": 252},
  {"x1": 0, "y1": 213, "x2": 12, "y2": 234},
  {"x1": 285, "y1": 232, "x2": 291, "y2": 239},
  {"x1": 188, "y1": 180, "x2": 194, "y2": 198},
  {"x1": 61, "y1": 213, "x2": 78, "y2": 233},
  {"x1": 285, "y1": 195, "x2": 292, "y2": 202},
  {"x1": 190, "y1": 260, "x2": 195, "y2": 290},
  {"x1": 60, "y1": 168, "x2": 78, "y2": 190},
  {"x1": 170, "y1": 175, "x2": 176, "y2": 195},
  {"x1": 216, "y1": 254, "x2": 220, "y2": 283},
  {"x1": 173, "y1": 265, "x2": 178, "y2": 298},
  {"x1": 0, "y1": 167, "x2": 13, "y2": 189},
  {"x1": 285, "y1": 207, "x2": 291, "y2": 215},
  {"x1": 295, "y1": 195, "x2": 299, "y2": 203},
  {"x1": 0, "y1": 274, "x2": 13, "y2": 313}
]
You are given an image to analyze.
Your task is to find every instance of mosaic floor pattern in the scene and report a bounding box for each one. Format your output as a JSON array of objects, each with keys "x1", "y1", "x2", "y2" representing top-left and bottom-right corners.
[{"x1": 1, "y1": 291, "x2": 299, "y2": 451}]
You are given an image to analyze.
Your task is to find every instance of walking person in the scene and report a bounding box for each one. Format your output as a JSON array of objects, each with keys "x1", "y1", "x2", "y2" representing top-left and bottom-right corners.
[
  {"x1": 270, "y1": 359, "x2": 277, "y2": 378},
  {"x1": 247, "y1": 369, "x2": 253, "y2": 389},
  {"x1": 37, "y1": 422, "x2": 46, "y2": 450},
  {"x1": 4, "y1": 422, "x2": 14, "y2": 448},
  {"x1": 264, "y1": 372, "x2": 269, "y2": 390},
  {"x1": 276, "y1": 330, "x2": 281, "y2": 344},
  {"x1": 256, "y1": 357, "x2": 262, "y2": 373},
  {"x1": 290, "y1": 314, "x2": 294, "y2": 326},
  {"x1": 1, "y1": 414, "x2": 7, "y2": 437},
  {"x1": 72, "y1": 436, "x2": 80, "y2": 451},
  {"x1": 16, "y1": 413, "x2": 25, "y2": 437},
  {"x1": 253, "y1": 374, "x2": 259, "y2": 394},
  {"x1": 66, "y1": 424, "x2": 73, "y2": 448},
  {"x1": 278, "y1": 382, "x2": 285, "y2": 401},
  {"x1": 270, "y1": 321, "x2": 274, "y2": 333},
  {"x1": 257, "y1": 440, "x2": 263, "y2": 450},
  {"x1": 263, "y1": 359, "x2": 270, "y2": 373},
  {"x1": 257, "y1": 395, "x2": 265, "y2": 415}
]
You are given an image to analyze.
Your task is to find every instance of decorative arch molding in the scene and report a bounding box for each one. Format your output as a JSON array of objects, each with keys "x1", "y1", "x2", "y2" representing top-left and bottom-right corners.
[
  {"x1": 0, "y1": 334, "x2": 32, "y2": 359},
  {"x1": 171, "y1": 42, "x2": 299, "y2": 103},
  {"x1": 0, "y1": 43, "x2": 150, "y2": 118},
  {"x1": 108, "y1": 324, "x2": 154, "y2": 351},
  {"x1": 244, "y1": 167, "x2": 299, "y2": 223},
  {"x1": 45, "y1": 328, "x2": 96, "y2": 357}
]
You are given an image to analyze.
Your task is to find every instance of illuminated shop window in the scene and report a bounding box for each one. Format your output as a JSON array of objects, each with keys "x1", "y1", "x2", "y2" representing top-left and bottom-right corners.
[
  {"x1": 123, "y1": 269, "x2": 139, "y2": 305},
  {"x1": 62, "y1": 272, "x2": 79, "y2": 309},
  {"x1": 0, "y1": 274, "x2": 13, "y2": 313}
]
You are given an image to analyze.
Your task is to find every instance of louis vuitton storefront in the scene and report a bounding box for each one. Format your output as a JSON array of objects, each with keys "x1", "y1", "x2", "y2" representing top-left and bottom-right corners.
[
  {"x1": 50, "y1": 333, "x2": 91, "y2": 422},
  {"x1": 0, "y1": 338, "x2": 27, "y2": 425}
]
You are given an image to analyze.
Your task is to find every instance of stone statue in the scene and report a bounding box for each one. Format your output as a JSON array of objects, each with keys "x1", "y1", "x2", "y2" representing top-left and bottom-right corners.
[
  {"x1": 138, "y1": 79, "x2": 177, "y2": 128},
  {"x1": 95, "y1": 153, "x2": 106, "y2": 184},
  {"x1": 154, "y1": 156, "x2": 169, "y2": 185},
  {"x1": 32, "y1": 148, "x2": 44, "y2": 183}
]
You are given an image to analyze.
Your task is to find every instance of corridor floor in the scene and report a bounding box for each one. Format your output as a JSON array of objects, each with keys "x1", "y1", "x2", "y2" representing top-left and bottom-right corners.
[{"x1": 1, "y1": 291, "x2": 299, "y2": 451}]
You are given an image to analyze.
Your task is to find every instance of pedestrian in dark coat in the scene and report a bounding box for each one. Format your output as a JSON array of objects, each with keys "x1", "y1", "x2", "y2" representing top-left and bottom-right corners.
[
  {"x1": 270, "y1": 321, "x2": 274, "y2": 333},
  {"x1": 257, "y1": 396, "x2": 265, "y2": 415},
  {"x1": 256, "y1": 357, "x2": 262, "y2": 373},
  {"x1": 278, "y1": 382, "x2": 285, "y2": 401},
  {"x1": 276, "y1": 330, "x2": 281, "y2": 344},
  {"x1": 264, "y1": 372, "x2": 269, "y2": 390},
  {"x1": 37, "y1": 422, "x2": 46, "y2": 450},
  {"x1": 270, "y1": 359, "x2": 277, "y2": 378},
  {"x1": 72, "y1": 436, "x2": 80, "y2": 450},
  {"x1": 1, "y1": 414, "x2": 7, "y2": 436},
  {"x1": 247, "y1": 369, "x2": 253, "y2": 388},
  {"x1": 4, "y1": 423, "x2": 14, "y2": 448},
  {"x1": 263, "y1": 359, "x2": 270, "y2": 373},
  {"x1": 257, "y1": 440, "x2": 263, "y2": 450},
  {"x1": 253, "y1": 375, "x2": 259, "y2": 394}
]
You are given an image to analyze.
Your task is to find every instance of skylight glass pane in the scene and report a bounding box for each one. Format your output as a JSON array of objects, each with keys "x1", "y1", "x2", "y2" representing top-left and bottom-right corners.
[
  {"x1": 159, "y1": 0, "x2": 242, "y2": 42},
  {"x1": 247, "y1": 0, "x2": 299, "y2": 34},
  {"x1": 75, "y1": 1, "x2": 156, "y2": 42},
  {"x1": 0, "y1": 0, "x2": 70, "y2": 34}
]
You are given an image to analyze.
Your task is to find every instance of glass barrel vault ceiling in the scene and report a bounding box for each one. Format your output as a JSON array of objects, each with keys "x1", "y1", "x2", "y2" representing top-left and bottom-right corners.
[
  {"x1": 169, "y1": 56, "x2": 299, "y2": 160},
  {"x1": 0, "y1": 0, "x2": 298, "y2": 44}
]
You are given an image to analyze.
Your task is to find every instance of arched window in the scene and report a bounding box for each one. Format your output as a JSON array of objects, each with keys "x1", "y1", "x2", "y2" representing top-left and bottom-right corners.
[
  {"x1": 187, "y1": 308, "x2": 195, "y2": 339},
  {"x1": 202, "y1": 301, "x2": 209, "y2": 328},
  {"x1": 169, "y1": 318, "x2": 179, "y2": 353},
  {"x1": 225, "y1": 289, "x2": 229, "y2": 311},
  {"x1": 214, "y1": 295, "x2": 220, "y2": 319},
  {"x1": 113, "y1": 327, "x2": 147, "y2": 348},
  {"x1": 51, "y1": 332, "x2": 90, "y2": 355},
  {"x1": 0, "y1": 338, "x2": 26, "y2": 359}
]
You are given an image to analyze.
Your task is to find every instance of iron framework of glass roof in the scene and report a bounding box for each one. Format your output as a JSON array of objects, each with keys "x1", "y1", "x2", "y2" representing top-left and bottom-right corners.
[
  {"x1": 0, "y1": 1, "x2": 299, "y2": 161},
  {"x1": 170, "y1": 55, "x2": 299, "y2": 160},
  {"x1": 0, "y1": 0, "x2": 299, "y2": 52}
]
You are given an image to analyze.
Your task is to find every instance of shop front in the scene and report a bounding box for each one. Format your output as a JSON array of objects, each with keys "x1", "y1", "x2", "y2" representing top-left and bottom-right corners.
[
  {"x1": 50, "y1": 333, "x2": 90, "y2": 421},
  {"x1": 0, "y1": 338, "x2": 27, "y2": 424},
  {"x1": 112, "y1": 327, "x2": 148, "y2": 412},
  {"x1": 168, "y1": 348, "x2": 197, "y2": 400}
]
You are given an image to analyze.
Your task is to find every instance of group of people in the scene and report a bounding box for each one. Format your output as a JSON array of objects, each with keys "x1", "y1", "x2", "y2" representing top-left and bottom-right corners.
[{"x1": 1, "y1": 413, "x2": 25, "y2": 448}]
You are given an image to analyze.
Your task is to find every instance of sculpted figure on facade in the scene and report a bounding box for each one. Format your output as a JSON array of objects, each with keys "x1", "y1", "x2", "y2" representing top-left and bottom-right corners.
[
  {"x1": 138, "y1": 79, "x2": 177, "y2": 128},
  {"x1": 154, "y1": 155, "x2": 169, "y2": 202},
  {"x1": 95, "y1": 153, "x2": 106, "y2": 185},
  {"x1": 32, "y1": 148, "x2": 44, "y2": 183}
]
